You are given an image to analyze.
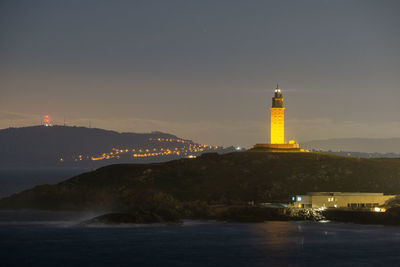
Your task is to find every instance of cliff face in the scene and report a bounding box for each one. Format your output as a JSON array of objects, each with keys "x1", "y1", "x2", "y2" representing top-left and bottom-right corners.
[{"x1": 1, "y1": 152, "x2": 400, "y2": 211}]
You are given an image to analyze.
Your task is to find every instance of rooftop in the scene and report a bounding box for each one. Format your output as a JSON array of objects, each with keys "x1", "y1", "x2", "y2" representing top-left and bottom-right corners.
[{"x1": 304, "y1": 192, "x2": 386, "y2": 196}]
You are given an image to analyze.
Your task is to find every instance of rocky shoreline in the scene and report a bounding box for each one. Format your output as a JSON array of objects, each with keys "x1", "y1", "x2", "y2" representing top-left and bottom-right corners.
[
  {"x1": 79, "y1": 206, "x2": 326, "y2": 226},
  {"x1": 79, "y1": 212, "x2": 182, "y2": 226},
  {"x1": 79, "y1": 206, "x2": 400, "y2": 226},
  {"x1": 323, "y1": 207, "x2": 400, "y2": 225}
]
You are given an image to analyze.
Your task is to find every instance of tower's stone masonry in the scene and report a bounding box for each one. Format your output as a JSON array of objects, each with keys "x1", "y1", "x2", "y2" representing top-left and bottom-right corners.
[
  {"x1": 250, "y1": 84, "x2": 307, "y2": 152},
  {"x1": 270, "y1": 84, "x2": 285, "y2": 144}
]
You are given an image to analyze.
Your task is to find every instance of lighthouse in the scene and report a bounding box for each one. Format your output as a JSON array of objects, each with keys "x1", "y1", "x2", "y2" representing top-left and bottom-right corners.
[
  {"x1": 270, "y1": 83, "x2": 285, "y2": 144},
  {"x1": 250, "y1": 84, "x2": 308, "y2": 152}
]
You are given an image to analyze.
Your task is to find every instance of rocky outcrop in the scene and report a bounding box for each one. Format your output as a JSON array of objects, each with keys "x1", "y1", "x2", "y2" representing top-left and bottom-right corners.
[
  {"x1": 323, "y1": 207, "x2": 400, "y2": 225},
  {"x1": 80, "y1": 212, "x2": 181, "y2": 226}
]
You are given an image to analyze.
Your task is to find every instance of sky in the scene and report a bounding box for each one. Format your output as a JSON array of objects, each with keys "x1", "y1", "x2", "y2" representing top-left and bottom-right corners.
[{"x1": 1, "y1": 0, "x2": 399, "y2": 147}]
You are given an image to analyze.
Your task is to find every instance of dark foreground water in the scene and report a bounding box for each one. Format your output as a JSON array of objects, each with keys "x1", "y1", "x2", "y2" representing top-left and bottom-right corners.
[{"x1": 1, "y1": 212, "x2": 400, "y2": 267}]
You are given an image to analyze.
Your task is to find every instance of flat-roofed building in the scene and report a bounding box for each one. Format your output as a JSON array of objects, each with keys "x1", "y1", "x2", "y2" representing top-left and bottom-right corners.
[{"x1": 290, "y1": 192, "x2": 397, "y2": 209}]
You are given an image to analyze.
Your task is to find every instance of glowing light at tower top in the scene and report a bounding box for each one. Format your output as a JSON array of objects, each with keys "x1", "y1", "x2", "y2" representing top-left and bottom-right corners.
[{"x1": 43, "y1": 115, "x2": 51, "y2": 127}]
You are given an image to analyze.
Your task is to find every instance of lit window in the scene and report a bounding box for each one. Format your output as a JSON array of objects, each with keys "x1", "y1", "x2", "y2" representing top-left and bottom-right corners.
[{"x1": 297, "y1": 196, "x2": 302, "y2": 201}]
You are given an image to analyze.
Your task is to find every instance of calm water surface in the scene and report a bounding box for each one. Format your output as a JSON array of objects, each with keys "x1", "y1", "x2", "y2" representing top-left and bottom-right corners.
[
  {"x1": 1, "y1": 212, "x2": 400, "y2": 267},
  {"x1": 1, "y1": 171, "x2": 400, "y2": 266}
]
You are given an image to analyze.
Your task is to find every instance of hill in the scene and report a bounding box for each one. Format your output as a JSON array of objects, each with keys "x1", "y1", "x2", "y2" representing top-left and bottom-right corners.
[
  {"x1": 0, "y1": 125, "x2": 235, "y2": 168},
  {"x1": 1, "y1": 152, "x2": 400, "y2": 212},
  {"x1": 313, "y1": 151, "x2": 400, "y2": 159},
  {"x1": 302, "y1": 138, "x2": 400, "y2": 153}
]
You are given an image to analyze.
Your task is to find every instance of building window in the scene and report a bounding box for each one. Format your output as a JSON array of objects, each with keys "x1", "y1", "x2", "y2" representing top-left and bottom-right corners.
[{"x1": 297, "y1": 196, "x2": 302, "y2": 201}]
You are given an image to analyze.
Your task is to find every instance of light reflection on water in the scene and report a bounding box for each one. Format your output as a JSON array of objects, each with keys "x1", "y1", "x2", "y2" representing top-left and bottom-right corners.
[
  {"x1": 1, "y1": 215, "x2": 400, "y2": 266},
  {"x1": 251, "y1": 221, "x2": 400, "y2": 266},
  {"x1": 255, "y1": 221, "x2": 300, "y2": 248}
]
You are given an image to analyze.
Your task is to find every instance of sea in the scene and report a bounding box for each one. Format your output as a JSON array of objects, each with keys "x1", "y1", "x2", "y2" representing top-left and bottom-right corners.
[
  {"x1": 1, "y1": 216, "x2": 400, "y2": 267},
  {"x1": 1, "y1": 169, "x2": 400, "y2": 266}
]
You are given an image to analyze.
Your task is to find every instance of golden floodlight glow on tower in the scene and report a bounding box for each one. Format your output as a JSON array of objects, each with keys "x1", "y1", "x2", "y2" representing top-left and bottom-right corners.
[
  {"x1": 249, "y1": 84, "x2": 308, "y2": 152},
  {"x1": 270, "y1": 83, "x2": 285, "y2": 144}
]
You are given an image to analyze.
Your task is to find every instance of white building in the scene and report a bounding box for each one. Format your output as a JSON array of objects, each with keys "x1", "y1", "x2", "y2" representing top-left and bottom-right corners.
[{"x1": 291, "y1": 192, "x2": 396, "y2": 209}]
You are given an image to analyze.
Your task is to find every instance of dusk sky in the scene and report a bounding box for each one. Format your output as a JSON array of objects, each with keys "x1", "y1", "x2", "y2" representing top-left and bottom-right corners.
[{"x1": 1, "y1": 0, "x2": 399, "y2": 147}]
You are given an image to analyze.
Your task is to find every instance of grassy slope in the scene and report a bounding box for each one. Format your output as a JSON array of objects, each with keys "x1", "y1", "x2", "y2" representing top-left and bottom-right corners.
[{"x1": 1, "y1": 152, "x2": 400, "y2": 211}]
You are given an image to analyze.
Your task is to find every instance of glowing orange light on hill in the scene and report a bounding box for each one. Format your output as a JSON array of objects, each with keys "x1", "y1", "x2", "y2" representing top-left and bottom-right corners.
[{"x1": 43, "y1": 115, "x2": 50, "y2": 126}]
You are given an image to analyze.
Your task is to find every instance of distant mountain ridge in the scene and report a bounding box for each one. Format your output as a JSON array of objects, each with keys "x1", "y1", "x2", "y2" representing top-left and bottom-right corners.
[
  {"x1": 302, "y1": 138, "x2": 400, "y2": 153},
  {"x1": 0, "y1": 125, "x2": 235, "y2": 168}
]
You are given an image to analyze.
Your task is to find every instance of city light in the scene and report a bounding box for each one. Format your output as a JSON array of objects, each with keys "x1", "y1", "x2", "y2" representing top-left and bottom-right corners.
[
  {"x1": 65, "y1": 137, "x2": 221, "y2": 162},
  {"x1": 374, "y1": 207, "x2": 386, "y2": 212}
]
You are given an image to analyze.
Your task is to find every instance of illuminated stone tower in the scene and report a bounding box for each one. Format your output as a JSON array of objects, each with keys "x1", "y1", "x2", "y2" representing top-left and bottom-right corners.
[
  {"x1": 270, "y1": 84, "x2": 285, "y2": 144},
  {"x1": 250, "y1": 84, "x2": 307, "y2": 152}
]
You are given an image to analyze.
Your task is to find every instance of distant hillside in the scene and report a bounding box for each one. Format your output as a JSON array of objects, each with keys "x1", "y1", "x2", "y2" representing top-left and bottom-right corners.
[
  {"x1": 1, "y1": 152, "x2": 400, "y2": 211},
  {"x1": 315, "y1": 151, "x2": 400, "y2": 159},
  {"x1": 302, "y1": 138, "x2": 400, "y2": 153},
  {"x1": 0, "y1": 125, "x2": 236, "y2": 168}
]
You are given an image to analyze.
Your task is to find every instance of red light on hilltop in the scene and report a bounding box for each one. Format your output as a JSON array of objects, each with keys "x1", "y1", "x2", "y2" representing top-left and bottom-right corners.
[{"x1": 43, "y1": 115, "x2": 51, "y2": 126}]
